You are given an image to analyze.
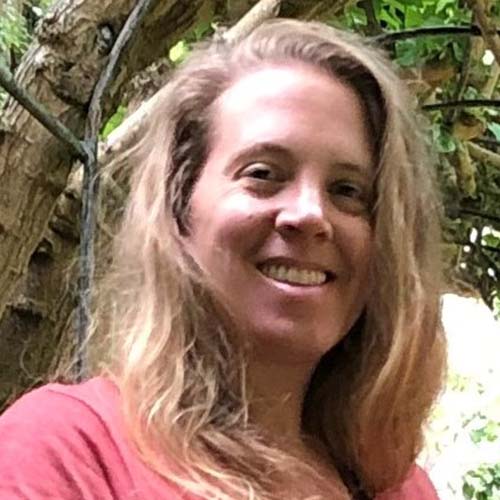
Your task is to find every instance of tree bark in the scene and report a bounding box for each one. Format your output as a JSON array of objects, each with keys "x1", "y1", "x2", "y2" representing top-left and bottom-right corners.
[
  {"x1": 0, "y1": 0, "x2": 216, "y2": 408},
  {"x1": 0, "y1": 0, "x2": 214, "y2": 323}
]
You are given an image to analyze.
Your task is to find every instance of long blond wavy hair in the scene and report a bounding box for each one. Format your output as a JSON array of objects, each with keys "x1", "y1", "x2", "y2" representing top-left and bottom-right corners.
[{"x1": 96, "y1": 19, "x2": 446, "y2": 499}]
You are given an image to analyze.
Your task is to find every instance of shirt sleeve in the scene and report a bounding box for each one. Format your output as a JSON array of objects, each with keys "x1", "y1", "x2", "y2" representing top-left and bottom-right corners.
[
  {"x1": 0, "y1": 387, "x2": 117, "y2": 500},
  {"x1": 377, "y1": 465, "x2": 440, "y2": 500}
]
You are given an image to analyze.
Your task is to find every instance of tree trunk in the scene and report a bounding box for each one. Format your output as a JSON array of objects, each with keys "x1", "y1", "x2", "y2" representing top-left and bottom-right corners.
[
  {"x1": 0, "y1": 0, "x2": 214, "y2": 325},
  {"x1": 0, "y1": 0, "x2": 216, "y2": 407}
]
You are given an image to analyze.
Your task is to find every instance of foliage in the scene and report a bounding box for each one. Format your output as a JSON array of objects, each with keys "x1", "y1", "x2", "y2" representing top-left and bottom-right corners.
[
  {"x1": 169, "y1": 39, "x2": 190, "y2": 65},
  {"x1": 461, "y1": 402, "x2": 500, "y2": 499},
  {"x1": 168, "y1": 19, "x2": 214, "y2": 66},
  {"x1": 335, "y1": 0, "x2": 500, "y2": 310},
  {"x1": 0, "y1": 1, "x2": 30, "y2": 68},
  {"x1": 426, "y1": 355, "x2": 500, "y2": 499},
  {"x1": 0, "y1": 0, "x2": 56, "y2": 107},
  {"x1": 461, "y1": 385, "x2": 500, "y2": 497},
  {"x1": 100, "y1": 105, "x2": 127, "y2": 139},
  {"x1": 0, "y1": 1, "x2": 56, "y2": 65},
  {"x1": 469, "y1": 416, "x2": 500, "y2": 444},
  {"x1": 463, "y1": 463, "x2": 500, "y2": 500}
]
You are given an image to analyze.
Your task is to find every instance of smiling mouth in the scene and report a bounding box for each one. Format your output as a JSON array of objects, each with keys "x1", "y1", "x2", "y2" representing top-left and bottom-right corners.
[{"x1": 258, "y1": 263, "x2": 333, "y2": 286}]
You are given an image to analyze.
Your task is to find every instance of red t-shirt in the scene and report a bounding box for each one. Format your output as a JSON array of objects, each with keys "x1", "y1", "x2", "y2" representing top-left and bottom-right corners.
[{"x1": 0, "y1": 378, "x2": 439, "y2": 499}]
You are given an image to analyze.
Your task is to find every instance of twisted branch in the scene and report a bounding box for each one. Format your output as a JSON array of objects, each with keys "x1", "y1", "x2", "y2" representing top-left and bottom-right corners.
[
  {"x1": 75, "y1": 0, "x2": 157, "y2": 380},
  {"x1": 220, "y1": 0, "x2": 281, "y2": 44},
  {"x1": 423, "y1": 99, "x2": 500, "y2": 111},
  {"x1": 468, "y1": 141, "x2": 500, "y2": 169},
  {"x1": 373, "y1": 25, "x2": 496, "y2": 44},
  {"x1": 0, "y1": 61, "x2": 86, "y2": 160}
]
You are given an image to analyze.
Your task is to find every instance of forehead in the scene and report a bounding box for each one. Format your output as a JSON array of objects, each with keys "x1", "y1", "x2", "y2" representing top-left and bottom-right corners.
[
  {"x1": 217, "y1": 63, "x2": 353, "y2": 115},
  {"x1": 209, "y1": 64, "x2": 372, "y2": 168},
  {"x1": 222, "y1": 63, "x2": 332, "y2": 101}
]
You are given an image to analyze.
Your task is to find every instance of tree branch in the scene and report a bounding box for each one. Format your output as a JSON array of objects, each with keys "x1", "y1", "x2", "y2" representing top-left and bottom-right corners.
[
  {"x1": 0, "y1": 0, "x2": 218, "y2": 336},
  {"x1": 0, "y1": 61, "x2": 86, "y2": 161},
  {"x1": 220, "y1": 0, "x2": 281, "y2": 44},
  {"x1": 75, "y1": 0, "x2": 157, "y2": 381},
  {"x1": 460, "y1": 208, "x2": 500, "y2": 224},
  {"x1": 373, "y1": 25, "x2": 496, "y2": 44},
  {"x1": 473, "y1": 137, "x2": 500, "y2": 150},
  {"x1": 476, "y1": 246, "x2": 500, "y2": 283},
  {"x1": 454, "y1": 240, "x2": 500, "y2": 255},
  {"x1": 483, "y1": 244, "x2": 500, "y2": 255},
  {"x1": 422, "y1": 99, "x2": 500, "y2": 111},
  {"x1": 482, "y1": 60, "x2": 500, "y2": 98},
  {"x1": 467, "y1": 141, "x2": 500, "y2": 169},
  {"x1": 446, "y1": 36, "x2": 472, "y2": 124},
  {"x1": 359, "y1": 0, "x2": 382, "y2": 36},
  {"x1": 466, "y1": 0, "x2": 500, "y2": 66},
  {"x1": 284, "y1": 0, "x2": 349, "y2": 20}
]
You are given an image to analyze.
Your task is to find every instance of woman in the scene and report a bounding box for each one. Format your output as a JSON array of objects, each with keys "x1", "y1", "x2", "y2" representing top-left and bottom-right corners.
[{"x1": 0, "y1": 19, "x2": 446, "y2": 499}]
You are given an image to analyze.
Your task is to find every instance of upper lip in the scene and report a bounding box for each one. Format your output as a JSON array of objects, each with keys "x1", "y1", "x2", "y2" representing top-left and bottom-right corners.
[{"x1": 257, "y1": 257, "x2": 336, "y2": 278}]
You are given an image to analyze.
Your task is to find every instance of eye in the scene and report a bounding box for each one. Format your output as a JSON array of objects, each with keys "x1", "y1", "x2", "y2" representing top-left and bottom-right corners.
[
  {"x1": 240, "y1": 162, "x2": 283, "y2": 182},
  {"x1": 331, "y1": 182, "x2": 363, "y2": 199},
  {"x1": 329, "y1": 180, "x2": 371, "y2": 214}
]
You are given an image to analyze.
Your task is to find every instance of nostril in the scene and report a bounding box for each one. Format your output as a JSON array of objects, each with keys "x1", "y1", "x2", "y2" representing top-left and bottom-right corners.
[{"x1": 281, "y1": 223, "x2": 299, "y2": 233}]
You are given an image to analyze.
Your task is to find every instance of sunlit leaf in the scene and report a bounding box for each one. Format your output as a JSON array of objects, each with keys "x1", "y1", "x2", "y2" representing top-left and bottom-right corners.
[
  {"x1": 487, "y1": 123, "x2": 500, "y2": 141},
  {"x1": 100, "y1": 105, "x2": 127, "y2": 139},
  {"x1": 169, "y1": 40, "x2": 190, "y2": 64}
]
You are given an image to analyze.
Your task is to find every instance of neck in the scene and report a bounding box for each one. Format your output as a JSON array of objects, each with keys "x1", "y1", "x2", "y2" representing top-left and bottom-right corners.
[
  {"x1": 245, "y1": 356, "x2": 314, "y2": 450},
  {"x1": 244, "y1": 355, "x2": 348, "y2": 495}
]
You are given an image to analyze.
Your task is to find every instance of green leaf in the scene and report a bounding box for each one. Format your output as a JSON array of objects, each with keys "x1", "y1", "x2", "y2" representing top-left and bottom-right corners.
[
  {"x1": 451, "y1": 41, "x2": 465, "y2": 62},
  {"x1": 387, "y1": 0, "x2": 405, "y2": 12},
  {"x1": 483, "y1": 234, "x2": 500, "y2": 248},
  {"x1": 463, "y1": 463, "x2": 500, "y2": 498},
  {"x1": 432, "y1": 124, "x2": 456, "y2": 153},
  {"x1": 169, "y1": 40, "x2": 190, "y2": 64},
  {"x1": 487, "y1": 122, "x2": 500, "y2": 141},
  {"x1": 422, "y1": 14, "x2": 448, "y2": 26},
  {"x1": 436, "y1": 0, "x2": 455, "y2": 14},
  {"x1": 395, "y1": 40, "x2": 420, "y2": 66},
  {"x1": 379, "y1": 8, "x2": 401, "y2": 29},
  {"x1": 193, "y1": 20, "x2": 213, "y2": 41},
  {"x1": 464, "y1": 86, "x2": 480, "y2": 100},
  {"x1": 463, "y1": 482, "x2": 475, "y2": 499},
  {"x1": 100, "y1": 105, "x2": 127, "y2": 139},
  {"x1": 404, "y1": 7, "x2": 423, "y2": 28}
]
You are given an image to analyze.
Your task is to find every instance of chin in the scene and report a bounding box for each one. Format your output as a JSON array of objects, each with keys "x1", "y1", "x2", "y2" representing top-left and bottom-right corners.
[{"x1": 248, "y1": 323, "x2": 342, "y2": 365}]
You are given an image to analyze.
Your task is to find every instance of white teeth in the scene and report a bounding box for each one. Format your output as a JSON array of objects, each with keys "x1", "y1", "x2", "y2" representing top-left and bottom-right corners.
[{"x1": 260, "y1": 264, "x2": 327, "y2": 286}]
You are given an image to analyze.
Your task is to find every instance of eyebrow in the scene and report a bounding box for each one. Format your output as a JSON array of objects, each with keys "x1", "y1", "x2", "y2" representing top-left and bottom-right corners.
[
  {"x1": 225, "y1": 142, "x2": 296, "y2": 172},
  {"x1": 334, "y1": 160, "x2": 373, "y2": 179}
]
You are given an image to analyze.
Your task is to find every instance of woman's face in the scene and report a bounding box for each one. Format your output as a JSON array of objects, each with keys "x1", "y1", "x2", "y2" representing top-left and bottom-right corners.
[{"x1": 184, "y1": 64, "x2": 374, "y2": 364}]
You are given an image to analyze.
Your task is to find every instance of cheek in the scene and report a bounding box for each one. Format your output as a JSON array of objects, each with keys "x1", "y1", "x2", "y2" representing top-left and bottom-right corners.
[
  {"x1": 187, "y1": 201, "x2": 267, "y2": 272},
  {"x1": 358, "y1": 231, "x2": 374, "y2": 273},
  {"x1": 340, "y1": 220, "x2": 373, "y2": 279},
  {"x1": 354, "y1": 230, "x2": 375, "y2": 303},
  {"x1": 211, "y1": 197, "x2": 272, "y2": 252}
]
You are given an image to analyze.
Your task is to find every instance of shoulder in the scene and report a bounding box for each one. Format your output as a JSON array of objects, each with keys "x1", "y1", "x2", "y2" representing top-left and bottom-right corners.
[
  {"x1": 0, "y1": 377, "x2": 188, "y2": 500},
  {"x1": 0, "y1": 377, "x2": 124, "y2": 498},
  {"x1": 376, "y1": 465, "x2": 439, "y2": 500},
  {"x1": 0, "y1": 376, "x2": 118, "y2": 441}
]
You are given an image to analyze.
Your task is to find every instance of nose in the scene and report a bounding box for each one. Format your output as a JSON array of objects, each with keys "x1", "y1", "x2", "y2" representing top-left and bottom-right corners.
[{"x1": 274, "y1": 182, "x2": 333, "y2": 241}]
